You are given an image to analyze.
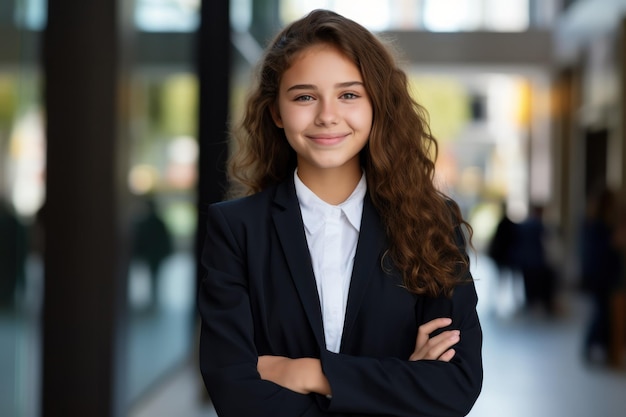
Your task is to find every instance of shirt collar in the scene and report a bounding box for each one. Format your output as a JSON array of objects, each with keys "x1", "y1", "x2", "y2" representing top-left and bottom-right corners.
[{"x1": 294, "y1": 169, "x2": 366, "y2": 234}]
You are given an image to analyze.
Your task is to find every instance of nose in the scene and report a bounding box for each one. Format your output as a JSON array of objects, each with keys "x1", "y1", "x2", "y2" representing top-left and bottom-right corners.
[{"x1": 315, "y1": 99, "x2": 338, "y2": 126}]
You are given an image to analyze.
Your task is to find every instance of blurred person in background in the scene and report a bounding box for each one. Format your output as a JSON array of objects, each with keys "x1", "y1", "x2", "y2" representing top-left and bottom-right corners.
[
  {"x1": 580, "y1": 187, "x2": 623, "y2": 365},
  {"x1": 131, "y1": 195, "x2": 173, "y2": 311},
  {"x1": 610, "y1": 193, "x2": 626, "y2": 367},
  {"x1": 516, "y1": 204, "x2": 558, "y2": 315},
  {"x1": 487, "y1": 200, "x2": 520, "y2": 280}
]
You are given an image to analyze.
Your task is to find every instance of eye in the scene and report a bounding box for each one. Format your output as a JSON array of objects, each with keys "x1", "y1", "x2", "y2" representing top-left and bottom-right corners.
[
  {"x1": 294, "y1": 95, "x2": 314, "y2": 102},
  {"x1": 341, "y1": 92, "x2": 359, "y2": 100}
]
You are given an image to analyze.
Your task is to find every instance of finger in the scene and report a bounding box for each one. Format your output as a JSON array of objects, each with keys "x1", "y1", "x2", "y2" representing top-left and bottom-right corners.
[
  {"x1": 427, "y1": 329, "x2": 460, "y2": 346},
  {"x1": 418, "y1": 318, "x2": 453, "y2": 336},
  {"x1": 426, "y1": 330, "x2": 460, "y2": 359},
  {"x1": 438, "y1": 348, "x2": 456, "y2": 362},
  {"x1": 413, "y1": 330, "x2": 460, "y2": 361},
  {"x1": 415, "y1": 318, "x2": 452, "y2": 349}
]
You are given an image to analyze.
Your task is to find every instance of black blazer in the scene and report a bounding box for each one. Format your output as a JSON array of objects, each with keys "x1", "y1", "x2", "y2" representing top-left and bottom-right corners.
[{"x1": 198, "y1": 176, "x2": 483, "y2": 417}]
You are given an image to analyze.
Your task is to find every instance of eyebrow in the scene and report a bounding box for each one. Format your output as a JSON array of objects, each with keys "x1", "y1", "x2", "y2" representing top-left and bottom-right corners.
[{"x1": 286, "y1": 81, "x2": 364, "y2": 92}]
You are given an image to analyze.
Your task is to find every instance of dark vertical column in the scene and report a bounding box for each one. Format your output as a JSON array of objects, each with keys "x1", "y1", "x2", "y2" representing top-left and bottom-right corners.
[
  {"x1": 621, "y1": 19, "x2": 626, "y2": 194},
  {"x1": 42, "y1": 0, "x2": 131, "y2": 416},
  {"x1": 195, "y1": 1, "x2": 230, "y2": 288}
]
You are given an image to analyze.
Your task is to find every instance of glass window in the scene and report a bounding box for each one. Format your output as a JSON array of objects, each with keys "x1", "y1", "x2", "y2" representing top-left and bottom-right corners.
[
  {"x1": 124, "y1": 0, "x2": 200, "y2": 409},
  {"x1": 135, "y1": 0, "x2": 200, "y2": 32},
  {"x1": 14, "y1": 0, "x2": 47, "y2": 30},
  {"x1": 1, "y1": 2, "x2": 46, "y2": 417},
  {"x1": 483, "y1": 0, "x2": 529, "y2": 32},
  {"x1": 231, "y1": 0, "x2": 252, "y2": 32},
  {"x1": 0, "y1": 76, "x2": 44, "y2": 417},
  {"x1": 423, "y1": 0, "x2": 481, "y2": 31},
  {"x1": 280, "y1": 0, "x2": 393, "y2": 31},
  {"x1": 423, "y1": 0, "x2": 529, "y2": 32},
  {"x1": 124, "y1": 71, "x2": 199, "y2": 406},
  {"x1": 281, "y1": 0, "x2": 530, "y2": 32}
]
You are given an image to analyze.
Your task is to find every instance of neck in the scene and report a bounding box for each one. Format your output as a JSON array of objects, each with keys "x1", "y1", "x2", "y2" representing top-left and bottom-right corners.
[{"x1": 297, "y1": 166, "x2": 362, "y2": 205}]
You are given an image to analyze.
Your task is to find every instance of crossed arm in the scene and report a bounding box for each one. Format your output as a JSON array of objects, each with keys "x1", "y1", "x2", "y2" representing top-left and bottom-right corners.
[{"x1": 257, "y1": 317, "x2": 460, "y2": 396}]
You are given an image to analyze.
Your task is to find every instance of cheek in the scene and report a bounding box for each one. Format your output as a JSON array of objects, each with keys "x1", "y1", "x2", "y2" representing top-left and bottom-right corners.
[
  {"x1": 346, "y1": 105, "x2": 373, "y2": 127},
  {"x1": 280, "y1": 107, "x2": 310, "y2": 133}
]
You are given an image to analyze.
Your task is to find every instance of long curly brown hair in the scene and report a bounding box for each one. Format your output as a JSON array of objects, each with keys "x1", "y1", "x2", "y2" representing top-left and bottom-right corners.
[{"x1": 228, "y1": 9, "x2": 472, "y2": 297}]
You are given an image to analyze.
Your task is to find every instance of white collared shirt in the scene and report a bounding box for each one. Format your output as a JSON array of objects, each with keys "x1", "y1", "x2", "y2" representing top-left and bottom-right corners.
[{"x1": 294, "y1": 169, "x2": 366, "y2": 353}]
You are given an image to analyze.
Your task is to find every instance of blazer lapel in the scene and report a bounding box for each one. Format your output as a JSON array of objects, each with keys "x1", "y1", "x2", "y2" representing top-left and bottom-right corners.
[
  {"x1": 272, "y1": 178, "x2": 326, "y2": 348},
  {"x1": 340, "y1": 195, "x2": 387, "y2": 349}
]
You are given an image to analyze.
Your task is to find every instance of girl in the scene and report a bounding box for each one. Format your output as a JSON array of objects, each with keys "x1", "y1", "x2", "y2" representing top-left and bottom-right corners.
[{"x1": 199, "y1": 9, "x2": 482, "y2": 417}]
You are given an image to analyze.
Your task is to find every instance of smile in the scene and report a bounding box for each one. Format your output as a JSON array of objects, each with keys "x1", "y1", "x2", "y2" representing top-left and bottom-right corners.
[{"x1": 307, "y1": 133, "x2": 349, "y2": 146}]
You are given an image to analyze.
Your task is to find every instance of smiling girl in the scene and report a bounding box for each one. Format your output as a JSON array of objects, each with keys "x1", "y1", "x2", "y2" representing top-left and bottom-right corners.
[{"x1": 199, "y1": 9, "x2": 483, "y2": 417}]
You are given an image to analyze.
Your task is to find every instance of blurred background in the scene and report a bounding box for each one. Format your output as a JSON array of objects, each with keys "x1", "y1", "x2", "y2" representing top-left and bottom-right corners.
[{"x1": 1, "y1": 0, "x2": 625, "y2": 416}]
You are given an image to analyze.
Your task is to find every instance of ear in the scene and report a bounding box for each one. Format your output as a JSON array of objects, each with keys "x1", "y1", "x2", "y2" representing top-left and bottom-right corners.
[{"x1": 270, "y1": 104, "x2": 283, "y2": 128}]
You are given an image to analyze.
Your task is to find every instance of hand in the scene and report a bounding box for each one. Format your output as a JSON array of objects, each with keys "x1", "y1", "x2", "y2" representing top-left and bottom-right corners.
[
  {"x1": 258, "y1": 356, "x2": 306, "y2": 394},
  {"x1": 409, "y1": 317, "x2": 459, "y2": 362},
  {"x1": 257, "y1": 355, "x2": 331, "y2": 396}
]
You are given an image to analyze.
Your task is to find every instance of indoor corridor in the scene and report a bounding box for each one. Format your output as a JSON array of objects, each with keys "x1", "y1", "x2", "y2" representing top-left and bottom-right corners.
[
  {"x1": 130, "y1": 252, "x2": 626, "y2": 417},
  {"x1": 4, "y1": 2, "x2": 626, "y2": 417}
]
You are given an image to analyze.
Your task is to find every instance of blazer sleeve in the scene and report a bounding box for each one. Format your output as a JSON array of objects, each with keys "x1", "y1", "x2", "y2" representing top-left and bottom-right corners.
[
  {"x1": 319, "y1": 280, "x2": 482, "y2": 417},
  {"x1": 198, "y1": 203, "x2": 320, "y2": 417},
  {"x1": 319, "y1": 224, "x2": 482, "y2": 417}
]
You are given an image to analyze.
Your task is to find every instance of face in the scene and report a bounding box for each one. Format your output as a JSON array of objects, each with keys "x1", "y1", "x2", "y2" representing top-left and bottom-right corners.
[{"x1": 272, "y1": 43, "x2": 373, "y2": 179}]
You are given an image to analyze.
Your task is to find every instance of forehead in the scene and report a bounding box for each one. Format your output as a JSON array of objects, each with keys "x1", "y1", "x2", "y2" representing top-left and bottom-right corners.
[{"x1": 281, "y1": 44, "x2": 362, "y2": 84}]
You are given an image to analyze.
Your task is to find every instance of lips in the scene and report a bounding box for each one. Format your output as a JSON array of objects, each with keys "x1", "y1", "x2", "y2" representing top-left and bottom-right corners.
[{"x1": 307, "y1": 133, "x2": 349, "y2": 146}]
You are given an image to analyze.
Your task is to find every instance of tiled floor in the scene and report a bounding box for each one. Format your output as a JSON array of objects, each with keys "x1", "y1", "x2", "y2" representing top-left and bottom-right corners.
[{"x1": 129, "y1": 254, "x2": 626, "y2": 417}]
